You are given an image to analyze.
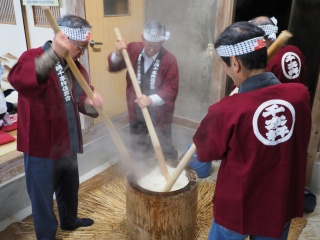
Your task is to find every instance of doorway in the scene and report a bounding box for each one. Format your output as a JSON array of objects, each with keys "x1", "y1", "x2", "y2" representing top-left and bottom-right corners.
[
  {"x1": 233, "y1": 0, "x2": 320, "y2": 104},
  {"x1": 84, "y1": 0, "x2": 144, "y2": 121},
  {"x1": 289, "y1": 0, "x2": 320, "y2": 104},
  {"x1": 224, "y1": 0, "x2": 294, "y2": 95},
  {"x1": 234, "y1": 0, "x2": 293, "y2": 32}
]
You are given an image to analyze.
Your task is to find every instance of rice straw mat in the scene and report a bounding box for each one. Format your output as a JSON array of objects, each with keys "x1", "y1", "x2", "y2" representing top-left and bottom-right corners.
[{"x1": 0, "y1": 162, "x2": 307, "y2": 240}]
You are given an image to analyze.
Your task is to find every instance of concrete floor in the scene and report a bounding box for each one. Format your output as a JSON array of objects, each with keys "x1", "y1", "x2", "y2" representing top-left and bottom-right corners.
[{"x1": 300, "y1": 200, "x2": 320, "y2": 239}]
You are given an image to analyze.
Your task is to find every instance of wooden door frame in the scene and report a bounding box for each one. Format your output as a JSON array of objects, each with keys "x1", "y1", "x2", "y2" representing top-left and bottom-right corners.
[
  {"x1": 210, "y1": 0, "x2": 235, "y2": 104},
  {"x1": 307, "y1": 71, "x2": 320, "y2": 186}
]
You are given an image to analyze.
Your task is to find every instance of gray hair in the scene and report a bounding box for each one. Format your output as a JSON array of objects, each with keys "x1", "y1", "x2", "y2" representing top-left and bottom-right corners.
[
  {"x1": 144, "y1": 21, "x2": 166, "y2": 37},
  {"x1": 143, "y1": 21, "x2": 170, "y2": 42},
  {"x1": 250, "y1": 16, "x2": 274, "y2": 26},
  {"x1": 57, "y1": 14, "x2": 91, "y2": 29}
]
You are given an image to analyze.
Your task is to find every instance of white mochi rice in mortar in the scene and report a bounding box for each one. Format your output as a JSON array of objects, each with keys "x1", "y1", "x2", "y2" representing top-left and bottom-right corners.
[{"x1": 138, "y1": 165, "x2": 189, "y2": 192}]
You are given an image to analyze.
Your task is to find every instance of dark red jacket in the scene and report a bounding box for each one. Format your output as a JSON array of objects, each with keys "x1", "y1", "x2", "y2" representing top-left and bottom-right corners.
[
  {"x1": 108, "y1": 42, "x2": 179, "y2": 129},
  {"x1": 267, "y1": 45, "x2": 306, "y2": 84},
  {"x1": 8, "y1": 45, "x2": 98, "y2": 160},
  {"x1": 193, "y1": 82, "x2": 311, "y2": 238}
]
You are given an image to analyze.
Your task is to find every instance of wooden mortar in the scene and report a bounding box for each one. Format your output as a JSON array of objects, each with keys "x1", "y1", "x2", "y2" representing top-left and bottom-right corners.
[{"x1": 126, "y1": 162, "x2": 198, "y2": 239}]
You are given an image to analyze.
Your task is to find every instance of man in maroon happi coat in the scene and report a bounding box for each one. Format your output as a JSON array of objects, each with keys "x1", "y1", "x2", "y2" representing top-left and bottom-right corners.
[
  {"x1": 251, "y1": 16, "x2": 316, "y2": 214},
  {"x1": 108, "y1": 21, "x2": 179, "y2": 161},
  {"x1": 250, "y1": 16, "x2": 306, "y2": 85},
  {"x1": 193, "y1": 21, "x2": 311, "y2": 239},
  {"x1": 8, "y1": 15, "x2": 103, "y2": 240}
]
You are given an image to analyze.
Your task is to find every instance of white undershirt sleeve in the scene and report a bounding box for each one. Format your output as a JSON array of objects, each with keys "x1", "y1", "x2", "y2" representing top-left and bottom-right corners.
[
  {"x1": 110, "y1": 51, "x2": 122, "y2": 64},
  {"x1": 149, "y1": 94, "x2": 165, "y2": 106}
]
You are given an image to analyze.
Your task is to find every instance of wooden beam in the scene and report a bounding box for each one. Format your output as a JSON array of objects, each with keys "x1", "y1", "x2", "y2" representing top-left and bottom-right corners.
[
  {"x1": 306, "y1": 70, "x2": 320, "y2": 186},
  {"x1": 210, "y1": 0, "x2": 235, "y2": 104},
  {"x1": 65, "y1": 0, "x2": 85, "y2": 18}
]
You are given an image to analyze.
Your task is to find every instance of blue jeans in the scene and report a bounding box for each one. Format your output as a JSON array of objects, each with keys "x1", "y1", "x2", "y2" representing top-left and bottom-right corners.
[
  {"x1": 208, "y1": 220, "x2": 290, "y2": 240},
  {"x1": 24, "y1": 153, "x2": 79, "y2": 240}
]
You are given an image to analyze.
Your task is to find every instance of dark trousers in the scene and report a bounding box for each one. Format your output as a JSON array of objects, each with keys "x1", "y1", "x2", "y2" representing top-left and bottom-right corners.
[
  {"x1": 129, "y1": 121, "x2": 178, "y2": 160},
  {"x1": 24, "y1": 153, "x2": 79, "y2": 240}
]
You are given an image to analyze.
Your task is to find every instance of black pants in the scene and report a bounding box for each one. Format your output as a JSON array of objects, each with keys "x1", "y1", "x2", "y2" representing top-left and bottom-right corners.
[{"x1": 129, "y1": 121, "x2": 178, "y2": 161}]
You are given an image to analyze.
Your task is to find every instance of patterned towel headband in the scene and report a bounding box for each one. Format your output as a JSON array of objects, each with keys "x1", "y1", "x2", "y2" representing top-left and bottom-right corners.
[
  {"x1": 216, "y1": 37, "x2": 266, "y2": 57},
  {"x1": 258, "y1": 24, "x2": 278, "y2": 41},
  {"x1": 143, "y1": 31, "x2": 170, "y2": 42},
  {"x1": 59, "y1": 26, "x2": 91, "y2": 42},
  {"x1": 258, "y1": 24, "x2": 278, "y2": 36},
  {"x1": 254, "y1": 16, "x2": 278, "y2": 41}
]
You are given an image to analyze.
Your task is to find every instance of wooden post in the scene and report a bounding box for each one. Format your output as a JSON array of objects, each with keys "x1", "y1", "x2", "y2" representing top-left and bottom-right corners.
[
  {"x1": 306, "y1": 71, "x2": 320, "y2": 186},
  {"x1": 210, "y1": 0, "x2": 235, "y2": 104}
]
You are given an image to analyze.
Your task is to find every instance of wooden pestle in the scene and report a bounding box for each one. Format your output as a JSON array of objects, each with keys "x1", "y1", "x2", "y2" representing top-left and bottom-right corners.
[
  {"x1": 267, "y1": 30, "x2": 293, "y2": 61},
  {"x1": 42, "y1": 7, "x2": 141, "y2": 178},
  {"x1": 114, "y1": 28, "x2": 169, "y2": 180},
  {"x1": 162, "y1": 143, "x2": 196, "y2": 192}
]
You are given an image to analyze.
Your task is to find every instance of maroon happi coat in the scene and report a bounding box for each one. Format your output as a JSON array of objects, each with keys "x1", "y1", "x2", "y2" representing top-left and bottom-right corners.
[
  {"x1": 108, "y1": 42, "x2": 179, "y2": 129},
  {"x1": 8, "y1": 44, "x2": 98, "y2": 160},
  {"x1": 267, "y1": 45, "x2": 306, "y2": 84},
  {"x1": 193, "y1": 83, "x2": 311, "y2": 238}
]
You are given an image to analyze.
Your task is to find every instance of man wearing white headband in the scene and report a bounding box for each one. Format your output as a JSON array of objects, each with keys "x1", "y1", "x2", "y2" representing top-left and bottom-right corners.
[
  {"x1": 8, "y1": 14, "x2": 103, "y2": 239},
  {"x1": 108, "y1": 21, "x2": 179, "y2": 161},
  {"x1": 250, "y1": 16, "x2": 315, "y2": 214},
  {"x1": 250, "y1": 16, "x2": 306, "y2": 85},
  {"x1": 193, "y1": 21, "x2": 311, "y2": 240}
]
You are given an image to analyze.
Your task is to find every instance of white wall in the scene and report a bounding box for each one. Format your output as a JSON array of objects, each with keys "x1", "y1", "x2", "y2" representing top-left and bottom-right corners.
[
  {"x1": 0, "y1": 0, "x2": 27, "y2": 58},
  {"x1": 25, "y1": 1, "x2": 67, "y2": 49},
  {"x1": 0, "y1": 0, "x2": 67, "y2": 58}
]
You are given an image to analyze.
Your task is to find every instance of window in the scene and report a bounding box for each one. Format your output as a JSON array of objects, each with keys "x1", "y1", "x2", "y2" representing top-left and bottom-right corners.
[
  {"x1": 0, "y1": 0, "x2": 16, "y2": 24},
  {"x1": 32, "y1": 5, "x2": 60, "y2": 27},
  {"x1": 104, "y1": 0, "x2": 130, "y2": 16}
]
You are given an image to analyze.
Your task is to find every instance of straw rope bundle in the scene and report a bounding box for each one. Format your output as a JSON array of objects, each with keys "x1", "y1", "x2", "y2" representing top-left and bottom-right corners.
[
  {"x1": 56, "y1": 163, "x2": 215, "y2": 239},
  {"x1": 0, "y1": 162, "x2": 307, "y2": 239}
]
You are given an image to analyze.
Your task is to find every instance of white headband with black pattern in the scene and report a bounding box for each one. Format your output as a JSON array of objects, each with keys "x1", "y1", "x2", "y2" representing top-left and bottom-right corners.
[
  {"x1": 216, "y1": 37, "x2": 266, "y2": 57},
  {"x1": 258, "y1": 24, "x2": 278, "y2": 41},
  {"x1": 253, "y1": 16, "x2": 278, "y2": 41},
  {"x1": 258, "y1": 24, "x2": 278, "y2": 36},
  {"x1": 143, "y1": 31, "x2": 170, "y2": 42},
  {"x1": 59, "y1": 26, "x2": 91, "y2": 42}
]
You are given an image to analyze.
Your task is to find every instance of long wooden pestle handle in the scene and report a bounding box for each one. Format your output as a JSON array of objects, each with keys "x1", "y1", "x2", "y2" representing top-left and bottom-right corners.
[
  {"x1": 42, "y1": 7, "x2": 141, "y2": 178},
  {"x1": 114, "y1": 28, "x2": 169, "y2": 180},
  {"x1": 162, "y1": 143, "x2": 196, "y2": 192},
  {"x1": 267, "y1": 30, "x2": 293, "y2": 61}
]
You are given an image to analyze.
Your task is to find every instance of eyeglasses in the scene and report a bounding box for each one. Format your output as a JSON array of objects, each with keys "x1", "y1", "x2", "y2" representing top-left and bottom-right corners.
[
  {"x1": 144, "y1": 41, "x2": 162, "y2": 51},
  {"x1": 70, "y1": 39, "x2": 88, "y2": 52}
]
